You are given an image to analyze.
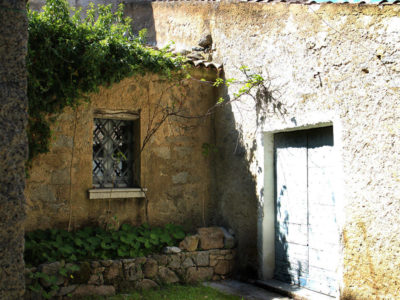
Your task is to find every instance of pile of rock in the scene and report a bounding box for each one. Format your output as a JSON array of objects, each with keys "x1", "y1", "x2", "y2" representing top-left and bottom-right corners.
[
  {"x1": 179, "y1": 227, "x2": 235, "y2": 252},
  {"x1": 24, "y1": 227, "x2": 236, "y2": 299}
]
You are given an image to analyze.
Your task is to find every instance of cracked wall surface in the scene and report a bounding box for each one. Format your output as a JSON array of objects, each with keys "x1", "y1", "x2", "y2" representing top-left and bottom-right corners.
[
  {"x1": 0, "y1": 0, "x2": 28, "y2": 298},
  {"x1": 124, "y1": 2, "x2": 400, "y2": 297}
]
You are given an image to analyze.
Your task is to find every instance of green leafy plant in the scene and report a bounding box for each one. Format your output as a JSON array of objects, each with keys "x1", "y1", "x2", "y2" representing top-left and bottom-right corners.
[
  {"x1": 27, "y1": 0, "x2": 184, "y2": 163},
  {"x1": 27, "y1": 261, "x2": 79, "y2": 299},
  {"x1": 25, "y1": 223, "x2": 186, "y2": 266}
]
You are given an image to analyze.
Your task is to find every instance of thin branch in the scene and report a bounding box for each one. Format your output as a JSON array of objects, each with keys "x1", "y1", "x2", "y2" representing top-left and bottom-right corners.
[{"x1": 68, "y1": 109, "x2": 78, "y2": 232}]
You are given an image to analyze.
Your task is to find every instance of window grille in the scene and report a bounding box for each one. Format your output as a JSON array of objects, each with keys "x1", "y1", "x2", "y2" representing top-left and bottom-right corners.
[{"x1": 93, "y1": 118, "x2": 134, "y2": 188}]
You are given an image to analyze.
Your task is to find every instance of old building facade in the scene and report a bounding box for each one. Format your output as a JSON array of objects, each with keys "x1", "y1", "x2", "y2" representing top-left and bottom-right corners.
[{"x1": 26, "y1": 0, "x2": 400, "y2": 298}]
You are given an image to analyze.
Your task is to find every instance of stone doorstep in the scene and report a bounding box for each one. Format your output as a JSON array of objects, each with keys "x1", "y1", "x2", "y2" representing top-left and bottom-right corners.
[{"x1": 255, "y1": 279, "x2": 336, "y2": 300}]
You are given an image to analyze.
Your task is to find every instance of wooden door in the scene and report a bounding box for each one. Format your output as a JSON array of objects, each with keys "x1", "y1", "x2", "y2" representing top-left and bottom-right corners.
[{"x1": 274, "y1": 127, "x2": 338, "y2": 296}]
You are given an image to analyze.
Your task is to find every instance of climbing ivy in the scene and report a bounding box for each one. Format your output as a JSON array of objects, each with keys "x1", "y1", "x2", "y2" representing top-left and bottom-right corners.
[{"x1": 27, "y1": 0, "x2": 184, "y2": 162}]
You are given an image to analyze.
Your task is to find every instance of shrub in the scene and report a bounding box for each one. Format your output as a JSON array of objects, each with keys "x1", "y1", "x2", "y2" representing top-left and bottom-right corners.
[{"x1": 27, "y1": 0, "x2": 184, "y2": 162}]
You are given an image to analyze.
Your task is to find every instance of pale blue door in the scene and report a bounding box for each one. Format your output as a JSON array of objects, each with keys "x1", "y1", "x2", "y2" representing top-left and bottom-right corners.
[{"x1": 274, "y1": 127, "x2": 338, "y2": 296}]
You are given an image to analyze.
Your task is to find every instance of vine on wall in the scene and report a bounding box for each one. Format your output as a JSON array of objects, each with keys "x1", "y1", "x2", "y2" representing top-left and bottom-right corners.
[{"x1": 27, "y1": 0, "x2": 185, "y2": 163}]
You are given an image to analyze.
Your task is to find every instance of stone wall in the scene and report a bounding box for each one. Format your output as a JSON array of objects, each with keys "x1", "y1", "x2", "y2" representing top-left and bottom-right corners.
[
  {"x1": 25, "y1": 68, "x2": 218, "y2": 232},
  {"x1": 124, "y1": 2, "x2": 400, "y2": 298},
  {"x1": 0, "y1": 0, "x2": 28, "y2": 298},
  {"x1": 25, "y1": 249, "x2": 235, "y2": 298}
]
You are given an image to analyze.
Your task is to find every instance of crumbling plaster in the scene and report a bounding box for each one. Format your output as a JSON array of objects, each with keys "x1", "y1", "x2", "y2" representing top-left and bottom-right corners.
[{"x1": 124, "y1": 2, "x2": 400, "y2": 298}]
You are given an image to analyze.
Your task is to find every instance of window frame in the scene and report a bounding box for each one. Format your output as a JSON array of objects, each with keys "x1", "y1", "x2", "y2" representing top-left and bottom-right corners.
[{"x1": 88, "y1": 109, "x2": 144, "y2": 199}]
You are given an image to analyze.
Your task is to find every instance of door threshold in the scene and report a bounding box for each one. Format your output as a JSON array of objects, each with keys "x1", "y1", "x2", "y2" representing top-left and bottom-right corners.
[{"x1": 254, "y1": 279, "x2": 336, "y2": 300}]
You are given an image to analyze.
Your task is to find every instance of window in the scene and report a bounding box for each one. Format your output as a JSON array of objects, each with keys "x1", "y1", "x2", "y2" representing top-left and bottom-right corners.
[{"x1": 92, "y1": 113, "x2": 140, "y2": 189}]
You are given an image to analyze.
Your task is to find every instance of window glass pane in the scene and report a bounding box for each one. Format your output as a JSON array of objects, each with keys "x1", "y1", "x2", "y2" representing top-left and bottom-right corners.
[{"x1": 93, "y1": 118, "x2": 134, "y2": 188}]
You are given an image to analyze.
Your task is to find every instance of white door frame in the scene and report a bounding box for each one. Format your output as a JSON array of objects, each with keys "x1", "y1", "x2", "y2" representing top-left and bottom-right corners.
[{"x1": 258, "y1": 117, "x2": 344, "y2": 298}]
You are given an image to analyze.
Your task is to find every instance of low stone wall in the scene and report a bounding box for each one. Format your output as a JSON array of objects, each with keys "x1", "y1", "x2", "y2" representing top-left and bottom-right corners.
[{"x1": 25, "y1": 249, "x2": 235, "y2": 298}]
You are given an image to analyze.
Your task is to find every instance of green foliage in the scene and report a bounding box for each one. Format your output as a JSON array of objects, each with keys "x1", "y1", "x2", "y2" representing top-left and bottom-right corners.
[
  {"x1": 83, "y1": 284, "x2": 243, "y2": 300},
  {"x1": 27, "y1": 261, "x2": 79, "y2": 299},
  {"x1": 25, "y1": 223, "x2": 186, "y2": 266},
  {"x1": 27, "y1": 0, "x2": 184, "y2": 162}
]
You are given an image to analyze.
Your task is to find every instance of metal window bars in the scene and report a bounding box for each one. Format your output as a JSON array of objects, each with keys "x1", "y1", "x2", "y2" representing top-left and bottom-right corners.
[{"x1": 93, "y1": 118, "x2": 134, "y2": 188}]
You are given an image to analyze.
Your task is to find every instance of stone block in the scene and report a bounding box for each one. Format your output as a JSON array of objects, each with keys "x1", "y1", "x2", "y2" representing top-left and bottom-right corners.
[
  {"x1": 214, "y1": 260, "x2": 232, "y2": 275},
  {"x1": 93, "y1": 267, "x2": 105, "y2": 273},
  {"x1": 210, "y1": 254, "x2": 224, "y2": 260},
  {"x1": 186, "y1": 267, "x2": 214, "y2": 283},
  {"x1": 122, "y1": 259, "x2": 135, "y2": 265},
  {"x1": 135, "y1": 279, "x2": 159, "y2": 290},
  {"x1": 143, "y1": 258, "x2": 158, "y2": 278},
  {"x1": 168, "y1": 255, "x2": 181, "y2": 269},
  {"x1": 175, "y1": 267, "x2": 187, "y2": 279},
  {"x1": 210, "y1": 258, "x2": 218, "y2": 267},
  {"x1": 125, "y1": 263, "x2": 143, "y2": 281},
  {"x1": 105, "y1": 262, "x2": 121, "y2": 281},
  {"x1": 179, "y1": 235, "x2": 199, "y2": 252},
  {"x1": 152, "y1": 254, "x2": 168, "y2": 266},
  {"x1": 198, "y1": 227, "x2": 224, "y2": 250},
  {"x1": 57, "y1": 285, "x2": 78, "y2": 296},
  {"x1": 182, "y1": 257, "x2": 195, "y2": 268},
  {"x1": 101, "y1": 260, "x2": 113, "y2": 267},
  {"x1": 195, "y1": 252, "x2": 210, "y2": 267},
  {"x1": 220, "y1": 227, "x2": 235, "y2": 249},
  {"x1": 88, "y1": 273, "x2": 104, "y2": 286},
  {"x1": 158, "y1": 267, "x2": 179, "y2": 284},
  {"x1": 40, "y1": 261, "x2": 61, "y2": 274}
]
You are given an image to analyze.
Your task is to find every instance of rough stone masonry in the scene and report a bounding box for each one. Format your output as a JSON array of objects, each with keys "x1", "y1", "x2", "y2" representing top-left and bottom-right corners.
[{"x1": 0, "y1": 0, "x2": 28, "y2": 298}]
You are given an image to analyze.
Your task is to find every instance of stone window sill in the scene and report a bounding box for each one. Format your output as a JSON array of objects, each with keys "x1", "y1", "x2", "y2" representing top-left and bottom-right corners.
[{"x1": 88, "y1": 188, "x2": 147, "y2": 200}]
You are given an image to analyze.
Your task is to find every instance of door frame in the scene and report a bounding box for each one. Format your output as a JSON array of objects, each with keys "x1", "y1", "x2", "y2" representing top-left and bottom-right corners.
[{"x1": 259, "y1": 118, "x2": 344, "y2": 298}]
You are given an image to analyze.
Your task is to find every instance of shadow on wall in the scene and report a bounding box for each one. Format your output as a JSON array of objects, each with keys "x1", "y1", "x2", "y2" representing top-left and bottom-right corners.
[
  {"x1": 124, "y1": 1, "x2": 156, "y2": 46},
  {"x1": 213, "y1": 81, "x2": 260, "y2": 278},
  {"x1": 212, "y1": 71, "x2": 287, "y2": 278}
]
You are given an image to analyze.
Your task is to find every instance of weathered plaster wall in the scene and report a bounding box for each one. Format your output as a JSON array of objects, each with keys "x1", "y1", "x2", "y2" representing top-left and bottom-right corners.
[
  {"x1": 25, "y1": 69, "x2": 218, "y2": 233},
  {"x1": 124, "y1": 2, "x2": 400, "y2": 297},
  {"x1": 0, "y1": 0, "x2": 28, "y2": 298}
]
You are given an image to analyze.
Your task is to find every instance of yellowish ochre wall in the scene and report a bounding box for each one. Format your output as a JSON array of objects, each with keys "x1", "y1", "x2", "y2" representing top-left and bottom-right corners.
[{"x1": 25, "y1": 69, "x2": 219, "y2": 233}]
